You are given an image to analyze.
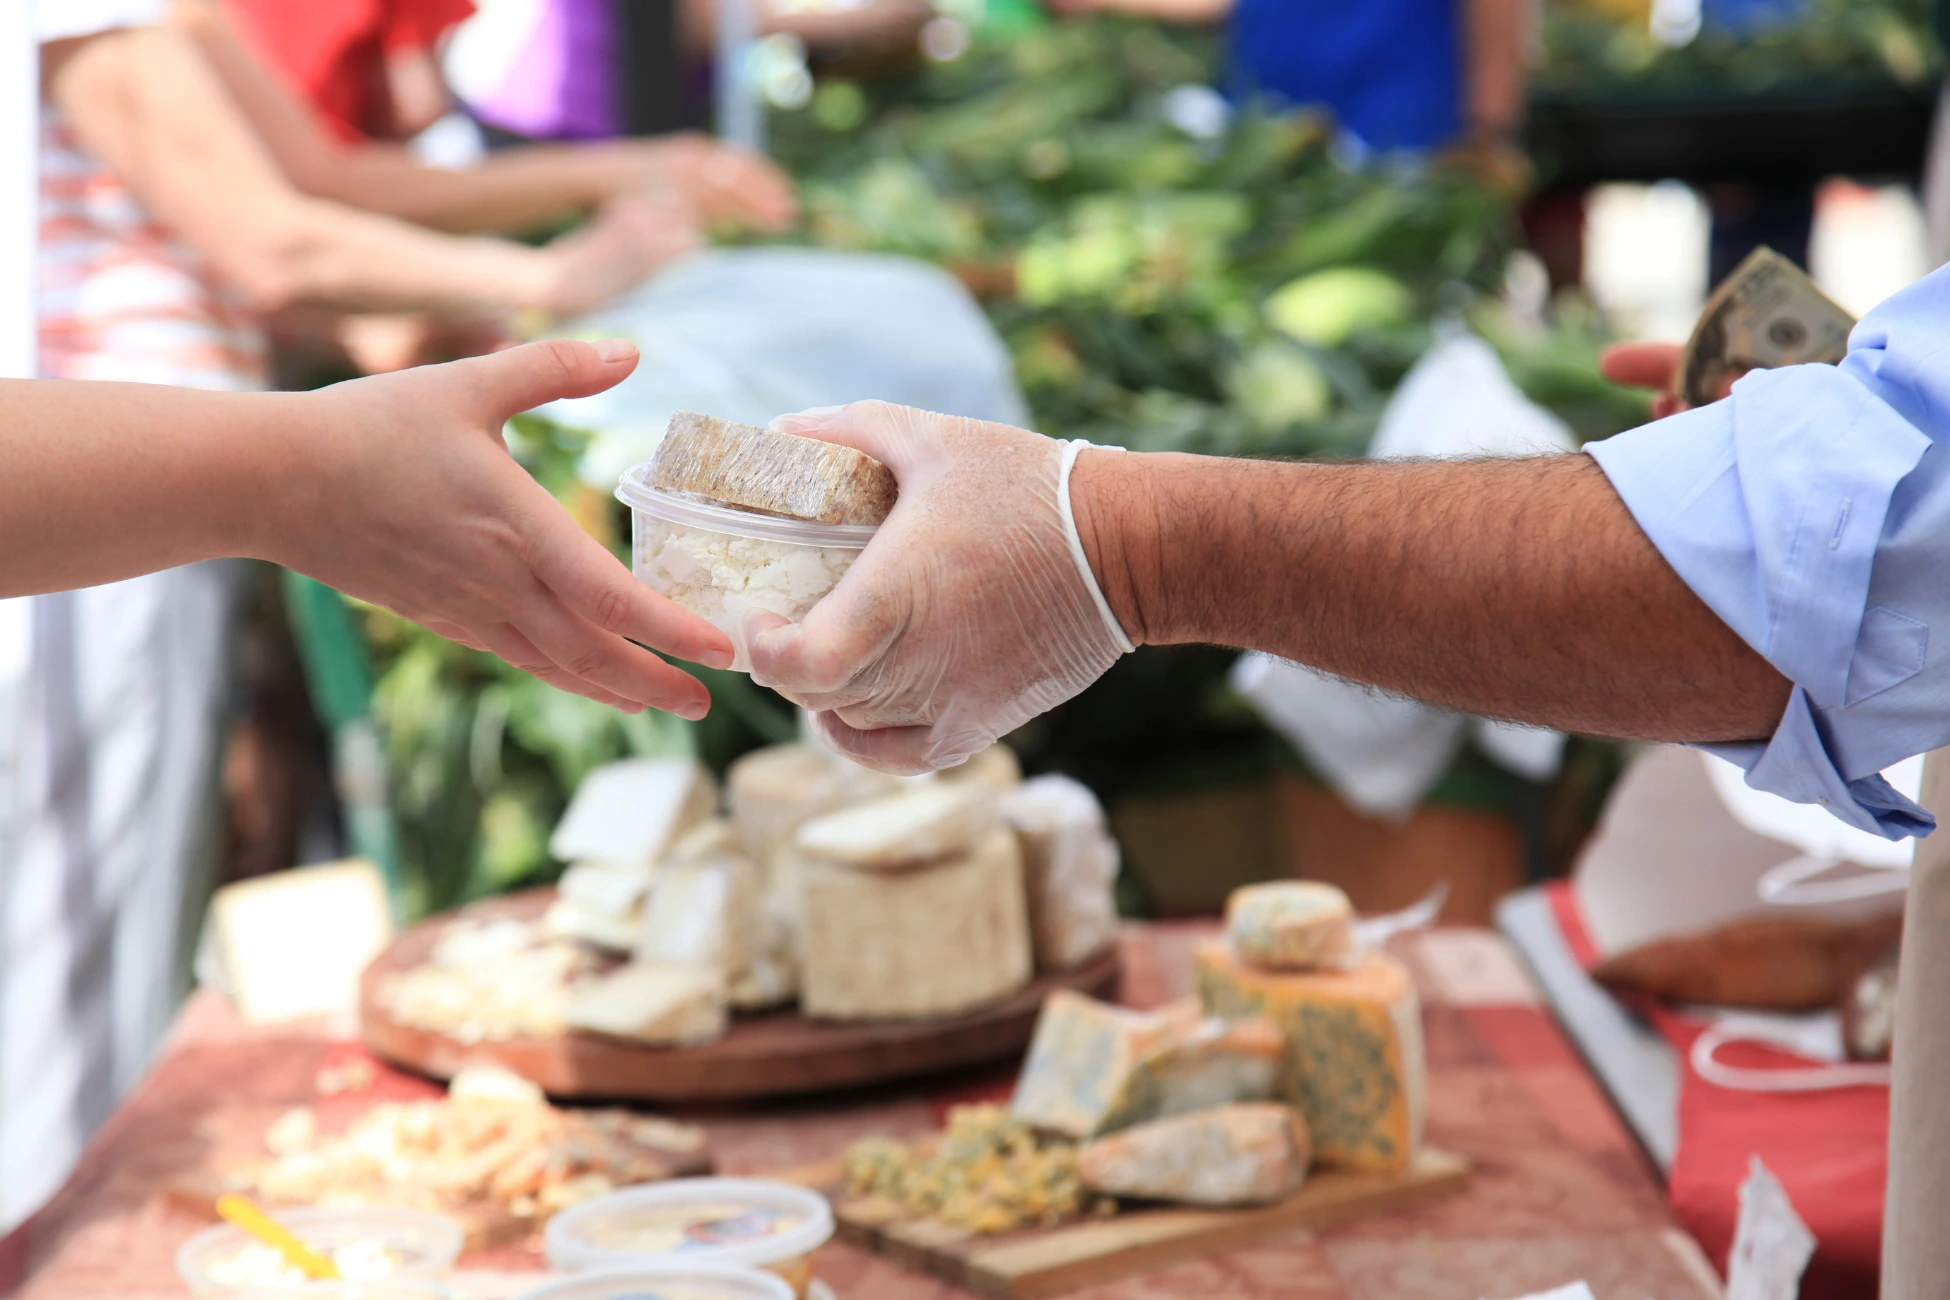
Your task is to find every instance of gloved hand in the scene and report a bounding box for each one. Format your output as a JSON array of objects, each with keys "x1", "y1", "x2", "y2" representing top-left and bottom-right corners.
[{"x1": 745, "y1": 401, "x2": 1134, "y2": 773}]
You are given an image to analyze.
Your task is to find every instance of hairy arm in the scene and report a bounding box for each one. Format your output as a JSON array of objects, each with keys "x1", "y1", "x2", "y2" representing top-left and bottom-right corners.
[
  {"x1": 1076, "y1": 450, "x2": 1791, "y2": 743},
  {"x1": 48, "y1": 28, "x2": 669, "y2": 315}
]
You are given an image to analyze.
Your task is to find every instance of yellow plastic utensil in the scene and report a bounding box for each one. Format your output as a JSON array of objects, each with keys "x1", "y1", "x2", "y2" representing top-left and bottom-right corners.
[{"x1": 215, "y1": 1194, "x2": 341, "y2": 1280}]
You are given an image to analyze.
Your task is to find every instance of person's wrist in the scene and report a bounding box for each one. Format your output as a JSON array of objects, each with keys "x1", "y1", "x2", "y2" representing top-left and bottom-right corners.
[{"x1": 1069, "y1": 445, "x2": 1161, "y2": 646}]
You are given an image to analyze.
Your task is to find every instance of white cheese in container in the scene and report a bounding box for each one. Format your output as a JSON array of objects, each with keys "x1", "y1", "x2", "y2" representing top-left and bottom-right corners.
[{"x1": 617, "y1": 465, "x2": 876, "y2": 674}]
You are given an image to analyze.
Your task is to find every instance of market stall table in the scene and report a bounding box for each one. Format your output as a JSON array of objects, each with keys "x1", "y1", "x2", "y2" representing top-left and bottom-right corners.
[{"x1": 0, "y1": 923, "x2": 1725, "y2": 1300}]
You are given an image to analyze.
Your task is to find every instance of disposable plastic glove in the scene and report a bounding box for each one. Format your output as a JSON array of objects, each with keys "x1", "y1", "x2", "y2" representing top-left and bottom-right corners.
[{"x1": 745, "y1": 401, "x2": 1134, "y2": 773}]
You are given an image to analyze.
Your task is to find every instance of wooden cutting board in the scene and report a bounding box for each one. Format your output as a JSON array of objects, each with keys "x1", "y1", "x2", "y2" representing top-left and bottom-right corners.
[
  {"x1": 360, "y1": 890, "x2": 1120, "y2": 1102},
  {"x1": 833, "y1": 1147, "x2": 1470, "y2": 1299}
]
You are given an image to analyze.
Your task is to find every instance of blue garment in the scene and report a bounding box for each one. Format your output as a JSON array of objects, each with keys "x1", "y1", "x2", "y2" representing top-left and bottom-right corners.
[
  {"x1": 1586, "y1": 262, "x2": 1950, "y2": 841},
  {"x1": 1228, "y1": 0, "x2": 1460, "y2": 154}
]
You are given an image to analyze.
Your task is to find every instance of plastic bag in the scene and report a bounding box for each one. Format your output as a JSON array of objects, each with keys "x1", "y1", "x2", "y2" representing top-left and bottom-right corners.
[{"x1": 542, "y1": 247, "x2": 1030, "y2": 486}]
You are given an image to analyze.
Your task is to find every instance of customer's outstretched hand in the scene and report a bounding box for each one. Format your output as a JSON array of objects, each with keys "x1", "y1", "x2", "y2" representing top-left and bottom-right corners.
[{"x1": 278, "y1": 339, "x2": 733, "y2": 716}]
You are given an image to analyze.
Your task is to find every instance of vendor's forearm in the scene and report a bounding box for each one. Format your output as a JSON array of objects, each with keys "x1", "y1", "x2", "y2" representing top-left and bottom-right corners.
[{"x1": 1074, "y1": 450, "x2": 1791, "y2": 742}]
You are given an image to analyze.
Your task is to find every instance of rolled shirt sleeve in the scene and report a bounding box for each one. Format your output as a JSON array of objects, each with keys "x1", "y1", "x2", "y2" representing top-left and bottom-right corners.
[{"x1": 1588, "y1": 262, "x2": 1950, "y2": 839}]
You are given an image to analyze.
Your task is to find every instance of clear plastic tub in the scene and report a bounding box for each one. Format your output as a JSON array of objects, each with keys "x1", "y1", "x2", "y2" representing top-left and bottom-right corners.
[
  {"x1": 515, "y1": 1264, "x2": 794, "y2": 1300},
  {"x1": 616, "y1": 465, "x2": 877, "y2": 673},
  {"x1": 175, "y1": 1207, "x2": 464, "y2": 1297},
  {"x1": 545, "y1": 1178, "x2": 834, "y2": 1299}
]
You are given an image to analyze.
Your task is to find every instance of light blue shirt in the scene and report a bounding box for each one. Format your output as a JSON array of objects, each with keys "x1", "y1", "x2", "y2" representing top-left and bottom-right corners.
[{"x1": 1587, "y1": 262, "x2": 1950, "y2": 842}]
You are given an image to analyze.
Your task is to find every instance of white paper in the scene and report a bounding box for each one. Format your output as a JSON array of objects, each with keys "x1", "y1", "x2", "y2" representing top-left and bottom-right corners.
[{"x1": 1726, "y1": 1157, "x2": 1816, "y2": 1300}]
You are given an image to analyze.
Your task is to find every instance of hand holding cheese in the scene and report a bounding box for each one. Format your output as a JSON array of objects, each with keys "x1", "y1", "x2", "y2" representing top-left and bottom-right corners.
[{"x1": 746, "y1": 402, "x2": 1133, "y2": 774}]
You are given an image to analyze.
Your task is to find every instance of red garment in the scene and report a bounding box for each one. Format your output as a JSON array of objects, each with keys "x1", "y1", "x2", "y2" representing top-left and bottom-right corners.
[
  {"x1": 1545, "y1": 881, "x2": 1886, "y2": 1300},
  {"x1": 223, "y1": 0, "x2": 476, "y2": 143}
]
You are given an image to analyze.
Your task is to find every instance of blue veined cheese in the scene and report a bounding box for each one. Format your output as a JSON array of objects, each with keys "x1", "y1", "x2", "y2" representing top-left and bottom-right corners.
[
  {"x1": 1095, "y1": 1015, "x2": 1284, "y2": 1135},
  {"x1": 1010, "y1": 991, "x2": 1175, "y2": 1139},
  {"x1": 1077, "y1": 1102, "x2": 1312, "y2": 1206},
  {"x1": 1225, "y1": 881, "x2": 1356, "y2": 971},
  {"x1": 1195, "y1": 941, "x2": 1424, "y2": 1174}
]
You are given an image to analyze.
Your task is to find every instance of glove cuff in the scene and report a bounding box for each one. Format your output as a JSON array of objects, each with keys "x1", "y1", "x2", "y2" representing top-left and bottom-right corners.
[{"x1": 1058, "y1": 438, "x2": 1136, "y2": 656}]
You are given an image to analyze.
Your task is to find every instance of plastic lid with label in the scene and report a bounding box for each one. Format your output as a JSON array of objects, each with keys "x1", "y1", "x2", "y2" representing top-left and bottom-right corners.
[{"x1": 545, "y1": 1179, "x2": 834, "y2": 1274}]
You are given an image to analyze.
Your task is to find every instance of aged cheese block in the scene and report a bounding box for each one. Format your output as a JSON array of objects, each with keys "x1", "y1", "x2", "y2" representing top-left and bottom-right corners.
[
  {"x1": 725, "y1": 742, "x2": 902, "y2": 868},
  {"x1": 795, "y1": 782, "x2": 999, "y2": 872},
  {"x1": 549, "y1": 757, "x2": 717, "y2": 870},
  {"x1": 799, "y1": 826, "x2": 1031, "y2": 1020},
  {"x1": 1077, "y1": 1102, "x2": 1311, "y2": 1207},
  {"x1": 1097, "y1": 1016, "x2": 1284, "y2": 1136},
  {"x1": 1002, "y1": 774, "x2": 1121, "y2": 971},
  {"x1": 1225, "y1": 881, "x2": 1357, "y2": 971},
  {"x1": 939, "y1": 742, "x2": 1023, "y2": 791},
  {"x1": 566, "y1": 962, "x2": 727, "y2": 1045},
  {"x1": 635, "y1": 817, "x2": 763, "y2": 984},
  {"x1": 1195, "y1": 941, "x2": 1424, "y2": 1174},
  {"x1": 651, "y1": 410, "x2": 897, "y2": 526},
  {"x1": 1011, "y1": 990, "x2": 1176, "y2": 1139},
  {"x1": 542, "y1": 897, "x2": 642, "y2": 954}
]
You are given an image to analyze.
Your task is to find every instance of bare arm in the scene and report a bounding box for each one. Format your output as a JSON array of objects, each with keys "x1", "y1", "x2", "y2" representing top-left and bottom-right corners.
[
  {"x1": 0, "y1": 341, "x2": 732, "y2": 714},
  {"x1": 1461, "y1": 0, "x2": 1528, "y2": 141},
  {"x1": 49, "y1": 27, "x2": 676, "y2": 316},
  {"x1": 179, "y1": 2, "x2": 794, "y2": 236},
  {"x1": 1075, "y1": 450, "x2": 1790, "y2": 743}
]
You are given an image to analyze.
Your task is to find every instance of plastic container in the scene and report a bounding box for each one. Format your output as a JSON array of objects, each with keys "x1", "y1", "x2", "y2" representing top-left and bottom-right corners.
[
  {"x1": 545, "y1": 1178, "x2": 834, "y2": 1299},
  {"x1": 616, "y1": 466, "x2": 877, "y2": 673},
  {"x1": 514, "y1": 1264, "x2": 794, "y2": 1300},
  {"x1": 221, "y1": 1284, "x2": 450, "y2": 1300},
  {"x1": 176, "y1": 1207, "x2": 464, "y2": 1297}
]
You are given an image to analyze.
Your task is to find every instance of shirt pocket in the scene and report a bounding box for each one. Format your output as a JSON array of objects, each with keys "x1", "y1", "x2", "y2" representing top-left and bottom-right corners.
[{"x1": 1844, "y1": 606, "x2": 1929, "y2": 707}]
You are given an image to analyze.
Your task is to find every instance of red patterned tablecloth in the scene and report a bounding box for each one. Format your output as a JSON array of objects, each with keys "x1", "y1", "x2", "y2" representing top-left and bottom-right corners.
[{"x1": 0, "y1": 924, "x2": 1723, "y2": 1300}]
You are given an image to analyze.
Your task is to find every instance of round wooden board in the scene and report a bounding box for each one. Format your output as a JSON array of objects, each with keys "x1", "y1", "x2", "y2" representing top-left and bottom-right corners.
[{"x1": 360, "y1": 889, "x2": 1120, "y2": 1103}]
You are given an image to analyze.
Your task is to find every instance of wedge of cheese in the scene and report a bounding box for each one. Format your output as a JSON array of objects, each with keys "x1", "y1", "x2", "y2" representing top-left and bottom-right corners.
[
  {"x1": 550, "y1": 758, "x2": 717, "y2": 870},
  {"x1": 542, "y1": 896, "x2": 643, "y2": 953},
  {"x1": 1078, "y1": 1102, "x2": 1311, "y2": 1207},
  {"x1": 1195, "y1": 941, "x2": 1424, "y2": 1174},
  {"x1": 651, "y1": 411, "x2": 896, "y2": 526},
  {"x1": 1001, "y1": 775, "x2": 1121, "y2": 970},
  {"x1": 635, "y1": 817, "x2": 764, "y2": 983},
  {"x1": 566, "y1": 962, "x2": 727, "y2": 1045},
  {"x1": 725, "y1": 742, "x2": 902, "y2": 868},
  {"x1": 795, "y1": 782, "x2": 999, "y2": 871},
  {"x1": 1225, "y1": 881, "x2": 1357, "y2": 971},
  {"x1": 1096, "y1": 1016, "x2": 1284, "y2": 1135},
  {"x1": 1010, "y1": 991, "x2": 1175, "y2": 1139},
  {"x1": 799, "y1": 826, "x2": 1030, "y2": 1020}
]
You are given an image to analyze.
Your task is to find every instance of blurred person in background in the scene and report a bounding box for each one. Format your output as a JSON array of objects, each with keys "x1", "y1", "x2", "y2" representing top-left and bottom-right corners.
[
  {"x1": 1045, "y1": 0, "x2": 1530, "y2": 176},
  {"x1": 2, "y1": 0, "x2": 766, "y2": 1233}
]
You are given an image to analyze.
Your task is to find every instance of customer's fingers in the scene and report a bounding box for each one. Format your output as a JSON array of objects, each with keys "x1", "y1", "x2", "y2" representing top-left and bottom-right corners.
[
  {"x1": 421, "y1": 619, "x2": 489, "y2": 651},
  {"x1": 526, "y1": 511, "x2": 734, "y2": 670},
  {"x1": 504, "y1": 581, "x2": 713, "y2": 717},
  {"x1": 467, "y1": 621, "x2": 645, "y2": 712},
  {"x1": 449, "y1": 338, "x2": 640, "y2": 425}
]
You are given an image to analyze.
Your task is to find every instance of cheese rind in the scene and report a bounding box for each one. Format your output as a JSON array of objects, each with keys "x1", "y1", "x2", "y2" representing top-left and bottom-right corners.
[
  {"x1": 799, "y1": 826, "x2": 1031, "y2": 1020},
  {"x1": 795, "y1": 782, "x2": 999, "y2": 872},
  {"x1": 1225, "y1": 881, "x2": 1357, "y2": 971},
  {"x1": 1096, "y1": 1016, "x2": 1284, "y2": 1135},
  {"x1": 1195, "y1": 941, "x2": 1424, "y2": 1174},
  {"x1": 566, "y1": 962, "x2": 727, "y2": 1045},
  {"x1": 1002, "y1": 775, "x2": 1121, "y2": 970},
  {"x1": 651, "y1": 411, "x2": 897, "y2": 526},
  {"x1": 1077, "y1": 1102, "x2": 1311, "y2": 1206},
  {"x1": 1011, "y1": 991, "x2": 1173, "y2": 1139}
]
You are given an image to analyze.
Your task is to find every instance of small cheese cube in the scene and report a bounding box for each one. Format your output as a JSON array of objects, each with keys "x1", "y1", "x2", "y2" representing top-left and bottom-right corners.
[
  {"x1": 1010, "y1": 991, "x2": 1175, "y2": 1139},
  {"x1": 1078, "y1": 1102, "x2": 1311, "y2": 1207},
  {"x1": 1097, "y1": 1017, "x2": 1284, "y2": 1135},
  {"x1": 1196, "y1": 941, "x2": 1424, "y2": 1173},
  {"x1": 799, "y1": 827, "x2": 1031, "y2": 1020},
  {"x1": 651, "y1": 410, "x2": 897, "y2": 526},
  {"x1": 566, "y1": 963, "x2": 726, "y2": 1045},
  {"x1": 1001, "y1": 775, "x2": 1121, "y2": 970},
  {"x1": 549, "y1": 758, "x2": 717, "y2": 870},
  {"x1": 795, "y1": 782, "x2": 999, "y2": 872},
  {"x1": 1225, "y1": 881, "x2": 1356, "y2": 971}
]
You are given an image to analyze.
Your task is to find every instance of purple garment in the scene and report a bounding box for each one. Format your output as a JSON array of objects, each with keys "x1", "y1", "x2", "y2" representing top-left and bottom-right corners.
[{"x1": 467, "y1": 0, "x2": 616, "y2": 140}]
